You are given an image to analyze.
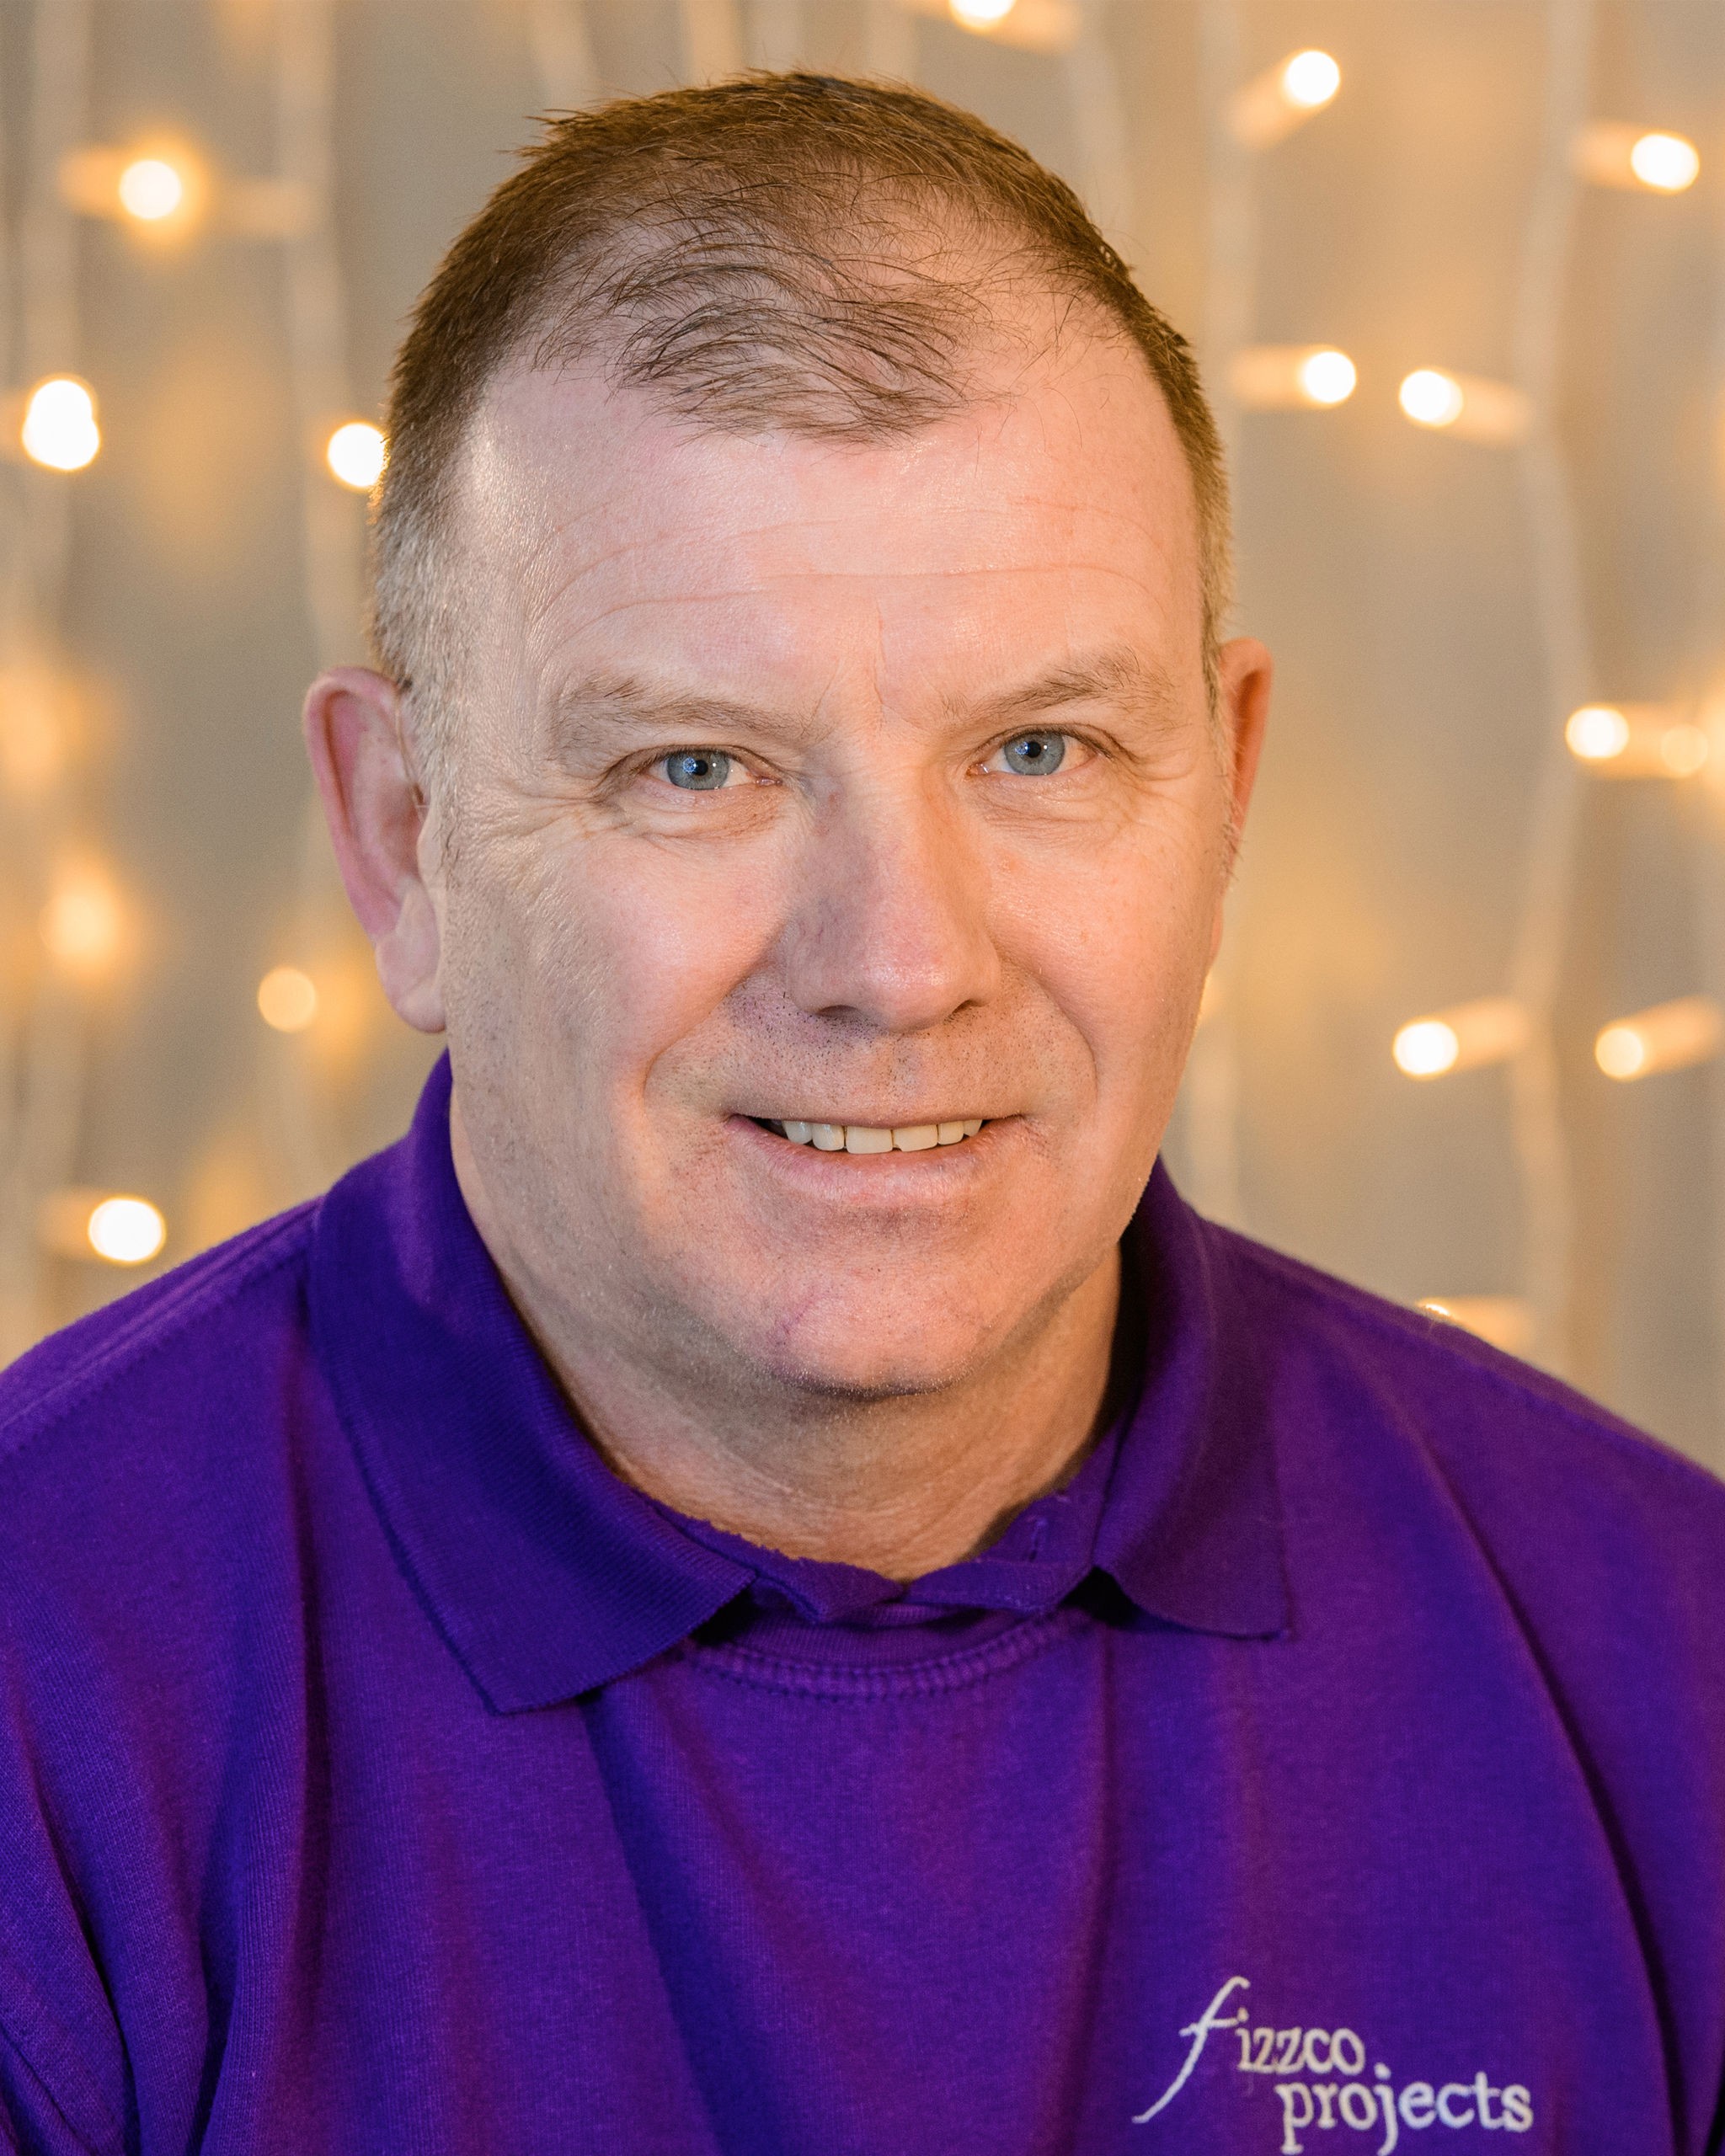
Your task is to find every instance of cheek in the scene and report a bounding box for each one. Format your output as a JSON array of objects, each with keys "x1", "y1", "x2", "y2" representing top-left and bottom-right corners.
[
  {"x1": 448, "y1": 826, "x2": 783, "y2": 1093},
  {"x1": 990, "y1": 813, "x2": 1222, "y2": 1099}
]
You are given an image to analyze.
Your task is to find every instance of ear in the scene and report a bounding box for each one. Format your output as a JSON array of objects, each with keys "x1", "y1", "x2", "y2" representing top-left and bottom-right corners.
[
  {"x1": 1210, "y1": 636, "x2": 1274, "y2": 959},
  {"x1": 302, "y1": 665, "x2": 447, "y2": 1033}
]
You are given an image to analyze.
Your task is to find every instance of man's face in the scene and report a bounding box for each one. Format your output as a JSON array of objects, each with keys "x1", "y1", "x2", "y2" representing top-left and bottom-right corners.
[{"x1": 429, "y1": 335, "x2": 1261, "y2": 1403}]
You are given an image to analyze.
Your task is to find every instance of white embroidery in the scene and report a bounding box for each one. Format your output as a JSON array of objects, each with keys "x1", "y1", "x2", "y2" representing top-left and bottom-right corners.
[{"x1": 1135, "y1": 1981, "x2": 1535, "y2": 2152}]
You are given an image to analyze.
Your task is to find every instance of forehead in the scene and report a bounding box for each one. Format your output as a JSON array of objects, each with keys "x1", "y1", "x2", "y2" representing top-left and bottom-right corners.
[{"x1": 456, "y1": 336, "x2": 1202, "y2": 695}]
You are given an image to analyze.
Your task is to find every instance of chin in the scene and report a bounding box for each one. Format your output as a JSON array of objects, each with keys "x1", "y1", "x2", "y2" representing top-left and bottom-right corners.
[{"x1": 734, "y1": 1307, "x2": 996, "y2": 1403}]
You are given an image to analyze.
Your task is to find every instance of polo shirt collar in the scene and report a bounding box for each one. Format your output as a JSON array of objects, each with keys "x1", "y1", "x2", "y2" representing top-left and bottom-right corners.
[{"x1": 310, "y1": 1057, "x2": 1287, "y2": 1713}]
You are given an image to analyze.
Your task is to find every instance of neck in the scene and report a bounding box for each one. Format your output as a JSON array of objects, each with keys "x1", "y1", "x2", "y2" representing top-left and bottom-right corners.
[{"x1": 451, "y1": 1113, "x2": 1126, "y2": 1582}]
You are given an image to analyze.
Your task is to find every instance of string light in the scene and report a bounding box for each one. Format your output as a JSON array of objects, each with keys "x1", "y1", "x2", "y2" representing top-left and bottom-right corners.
[
  {"x1": 1399, "y1": 370, "x2": 1465, "y2": 429},
  {"x1": 1282, "y1": 51, "x2": 1342, "y2": 109},
  {"x1": 1393, "y1": 995, "x2": 1530, "y2": 1079},
  {"x1": 58, "y1": 142, "x2": 205, "y2": 232},
  {"x1": 888, "y1": 0, "x2": 1076, "y2": 50},
  {"x1": 1564, "y1": 702, "x2": 1710, "y2": 776},
  {"x1": 1565, "y1": 704, "x2": 1631, "y2": 760},
  {"x1": 257, "y1": 964, "x2": 318, "y2": 1032},
  {"x1": 36, "y1": 1188, "x2": 167, "y2": 1266},
  {"x1": 87, "y1": 1198, "x2": 167, "y2": 1265},
  {"x1": 0, "y1": 671, "x2": 64, "y2": 795},
  {"x1": 325, "y1": 420, "x2": 385, "y2": 490},
  {"x1": 1572, "y1": 120, "x2": 1700, "y2": 195},
  {"x1": 20, "y1": 376, "x2": 99, "y2": 472},
  {"x1": 39, "y1": 866, "x2": 123, "y2": 974},
  {"x1": 1227, "y1": 49, "x2": 1342, "y2": 152},
  {"x1": 1418, "y1": 1296, "x2": 1536, "y2": 1355},
  {"x1": 117, "y1": 157, "x2": 184, "y2": 221},
  {"x1": 1629, "y1": 132, "x2": 1701, "y2": 192},
  {"x1": 1595, "y1": 995, "x2": 1724, "y2": 1081},
  {"x1": 1397, "y1": 368, "x2": 1532, "y2": 447},
  {"x1": 1230, "y1": 344, "x2": 1356, "y2": 410}
]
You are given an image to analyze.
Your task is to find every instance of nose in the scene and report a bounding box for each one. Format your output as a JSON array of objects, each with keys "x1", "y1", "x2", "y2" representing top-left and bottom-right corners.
[{"x1": 777, "y1": 771, "x2": 1001, "y2": 1034}]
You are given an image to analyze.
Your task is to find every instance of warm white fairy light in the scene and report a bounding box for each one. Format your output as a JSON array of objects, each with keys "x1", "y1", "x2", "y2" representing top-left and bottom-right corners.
[
  {"x1": 40, "y1": 867, "x2": 123, "y2": 973},
  {"x1": 20, "y1": 376, "x2": 100, "y2": 472},
  {"x1": 117, "y1": 157, "x2": 184, "y2": 221},
  {"x1": 1393, "y1": 996, "x2": 1530, "y2": 1079},
  {"x1": 1227, "y1": 50, "x2": 1342, "y2": 152},
  {"x1": 257, "y1": 965, "x2": 318, "y2": 1033},
  {"x1": 1298, "y1": 350, "x2": 1356, "y2": 405},
  {"x1": 1566, "y1": 705, "x2": 1632, "y2": 760},
  {"x1": 1628, "y1": 132, "x2": 1700, "y2": 192},
  {"x1": 86, "y1": 1197, "x2": 167, "y2": 1265},
  {"x1": 1573, "y1": 120, "x2": 1700, "y2": 195},
  {"x1": 1397, "y1": 368, "x2": 1531, "y2": 447},
  {"x1": 1231, "y1": 345, "x2": 1356, "y2": 411},
  {"x1": 325, "y1": 420, "x2": 386, "y2": 490},
  {"x1": 1399, "y1": 370, "x2": 1466, "y2": 429},
  {"x1": 1565, "y1": 702, "x2": 1711, "y2": 776},
  {"x1": 1281, "y1": 51, "x2": 1341, "y2": 111},
  {"x1": 1595, "y1": 995, "x2": 1725, "y2": 1081}
]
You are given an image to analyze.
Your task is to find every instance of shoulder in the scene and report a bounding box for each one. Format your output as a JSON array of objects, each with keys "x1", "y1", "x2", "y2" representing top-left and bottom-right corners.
[
  {"x1": 0, "y1": 1200, "x2": 321, "y2": 1530},
  {"x1": 1205, "y1": 1215, "x2": 1725, "y2": 1648}
]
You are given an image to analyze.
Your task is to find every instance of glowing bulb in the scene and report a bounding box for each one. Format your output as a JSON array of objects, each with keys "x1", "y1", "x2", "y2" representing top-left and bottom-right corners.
[
  {"x1": 86, "y1": 1195, "x2": 166, "y2": 1265},
  {"x1": 1566, "y1": 705, "x2": 1631, "y2": 761},
  {"x1": 1281, "y1": 51, "x2": 1340, "y2": 110},
  {"x1": 1629, "y1": 131, "x2": 1699, "y2": 192},
  {"x1": 1393, "y1": 996, "x2": 1529, "y2": 1078},
  {"x1": 40, "y1": 873, "x2": 122, "y2": 971},
  {"x1": 1393, "y1": 1020, "x2": 1460, "y2": 1078},
  {"x1": 257, "y1": 965, "x2": 318, "y2": 1033},
  {"x1": 21, "y1": 376, "x2": 99, "y2": 472},
  {"x1": 1594, "y1": 995, "x2": 1723, "y2": 1081},
  {"x1": 1660, "y1": 724, "x2": 1709, "y2": 776},
  {"x1": 1295, "y1": 350, "x2": 1356, "y2": 406},
  {"x1": 1399, "y1": 370, "x2": 1465, "y2": 429},
  {"x1": 950, "y1": 0, "x2": 1016, "y2": 21},
  {"x1": 326, "y1": 420, "x2": 386, "y2": 490},
  {"x1": 117, "y1": 157, "x2": 184, "y2": 221},
  {"x1": 1595, "y1": 1025, "x2": 1648, "y2": 1079}
]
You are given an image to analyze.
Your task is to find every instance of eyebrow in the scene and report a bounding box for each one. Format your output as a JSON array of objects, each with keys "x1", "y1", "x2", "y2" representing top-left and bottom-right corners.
[
  {"x1": 962, "y1": 647, "x2": 1182, "y2": 732},
  {"x1": 547, "y1": 645, "x2": 1180, "y2": 757},
  {"x1": 547, "y1": 674, "x2": 797, "y2": 758}
]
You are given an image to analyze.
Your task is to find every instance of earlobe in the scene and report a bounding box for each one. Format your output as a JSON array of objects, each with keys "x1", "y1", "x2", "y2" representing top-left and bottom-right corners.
[{"x1": 302, "y1": 666, "x2": 448, "y2": 1035}]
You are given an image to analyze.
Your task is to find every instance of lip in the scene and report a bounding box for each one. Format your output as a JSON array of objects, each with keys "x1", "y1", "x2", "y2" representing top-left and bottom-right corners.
[{"x1": 727, "y1": 1111, "x2": 1009, "y2": 1195}]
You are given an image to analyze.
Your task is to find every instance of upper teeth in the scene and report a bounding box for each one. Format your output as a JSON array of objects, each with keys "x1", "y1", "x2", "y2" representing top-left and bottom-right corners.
[{"x1": 779, "y1": 1119, "x2": 985, "y2": 1153}]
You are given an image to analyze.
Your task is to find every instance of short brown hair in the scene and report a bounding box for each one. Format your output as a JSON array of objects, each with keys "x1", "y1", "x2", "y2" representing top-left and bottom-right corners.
[{"x1": 372, "y1": 72, "x2": 1231, "y2": 784}]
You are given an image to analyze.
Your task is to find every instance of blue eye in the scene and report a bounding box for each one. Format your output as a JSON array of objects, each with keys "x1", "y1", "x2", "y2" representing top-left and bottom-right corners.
[
  {"x1": 1001, "y1": 734, "x2": 1066, "y2": 776},
  {"x1": 665, "y1": 750, "x2": 731, "y2": 791}
]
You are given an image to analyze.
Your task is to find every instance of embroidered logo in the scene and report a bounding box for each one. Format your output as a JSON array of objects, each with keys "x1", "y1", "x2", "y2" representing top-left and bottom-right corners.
[{"x1": 1134, "y1": 1977, "x2": 1535, "y2": 2152}]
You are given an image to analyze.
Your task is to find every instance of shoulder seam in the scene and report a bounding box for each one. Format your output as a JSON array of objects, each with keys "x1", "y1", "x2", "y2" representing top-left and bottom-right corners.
[
  {"x1": 1213, "y1": 1225, "x2": 1725, "y2": 1503},
  {"x1": 0, "y1": 1206, "x2": 315, "y2": 1471}
]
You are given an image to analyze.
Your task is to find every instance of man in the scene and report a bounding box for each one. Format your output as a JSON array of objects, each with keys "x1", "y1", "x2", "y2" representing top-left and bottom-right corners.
[{"x1": 1, "y1": 73, "x2": 1721, "y2": 2156}]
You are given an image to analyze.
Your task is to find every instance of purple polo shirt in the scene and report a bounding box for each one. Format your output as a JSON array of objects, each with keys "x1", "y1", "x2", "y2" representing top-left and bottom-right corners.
[{"x1": 3, "y1": 1058, "x2": 1723, "y2": 2156}]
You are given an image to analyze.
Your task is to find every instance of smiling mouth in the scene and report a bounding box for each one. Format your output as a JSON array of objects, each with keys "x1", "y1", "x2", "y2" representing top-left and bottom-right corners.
[{"x1": 754, "y1": 1118, "x2": 987, "y2": 1155}]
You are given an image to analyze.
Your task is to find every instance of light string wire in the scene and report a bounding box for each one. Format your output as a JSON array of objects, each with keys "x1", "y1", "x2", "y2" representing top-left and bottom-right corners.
[
  {"x1": 0, "y1": 0, "x2": 95, "y2": 1360},
  {"x1": 680, "y1": 0, "x2": 745, "y2": 82},
  {"x1": 527, "y1": 0, "x2": 601, "y2": 110},
  {"x1": 1063, "y1": 0, "x2": 1132, "y2": 249},
  {"x1": 271, "y1": 0, "x2": 363, "y2": 1201},
  {"x1": 1687, "y1": 104, "x2": 1725, "y2": 1476},
  {"x1": 1503, "y1": 0, "x2": 1595, "y2": 1377},
  {"x1": 1178, "y1": 0, "x2": 1251, "y2": 1230}
]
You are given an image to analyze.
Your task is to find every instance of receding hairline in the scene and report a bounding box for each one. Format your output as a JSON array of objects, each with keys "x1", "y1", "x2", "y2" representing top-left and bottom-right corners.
[
  {"x1": 443, "y1": 314, "x2": 1210, "y2": 674},
  {"x1": 369, "y1": 73, "x2": 1233, "y2": 782}
]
